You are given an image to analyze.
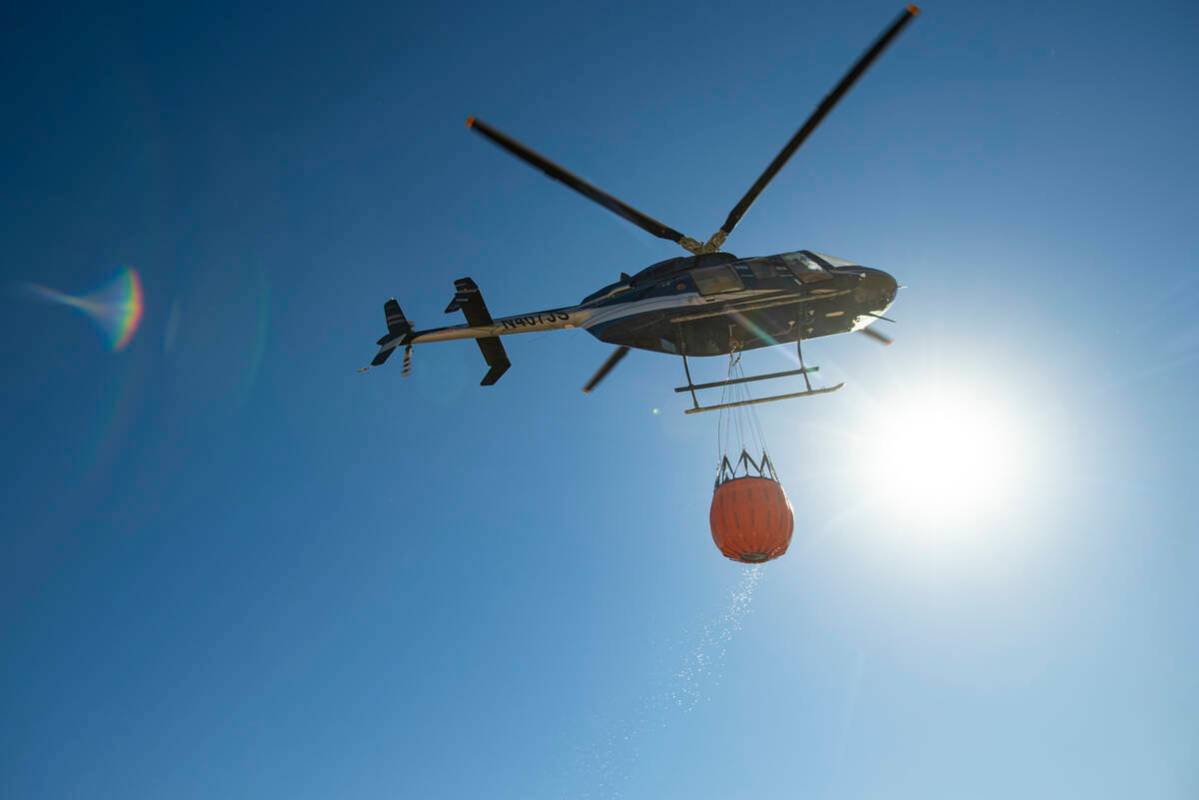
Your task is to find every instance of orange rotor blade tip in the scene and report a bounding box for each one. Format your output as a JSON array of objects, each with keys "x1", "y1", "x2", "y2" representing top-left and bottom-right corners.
[
  {"x1": 465, "y1": 115, "x2": 476, "y2": 128},
  {"x1": 906, "y1": 4, "x2": 921, "y2": 14}
]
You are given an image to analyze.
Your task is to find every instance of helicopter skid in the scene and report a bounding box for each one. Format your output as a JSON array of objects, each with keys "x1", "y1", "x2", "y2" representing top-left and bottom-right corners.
[
  {"x1": 682, "y1": 383, "x2": 844, "y2": 415},
  {"x1": 674, "y1": 365, "x2": 820, "y2": 394},
  {"x1": 675, "y1": 312, "x2": 843, "y2": 414}
]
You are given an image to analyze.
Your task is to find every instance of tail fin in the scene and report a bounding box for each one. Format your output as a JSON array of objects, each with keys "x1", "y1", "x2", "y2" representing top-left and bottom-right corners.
[
  {"x1": 383, "y1": 299, "x2": 410, "y2": 338},
  {"x1": 370, "y1": 299, "x2": 412, "y2": 367}
]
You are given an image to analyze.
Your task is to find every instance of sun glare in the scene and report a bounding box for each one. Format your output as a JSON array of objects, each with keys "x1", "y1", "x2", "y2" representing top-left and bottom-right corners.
[{"x1": 855, "y1": 384, "x2": 1027, "y2": 526}]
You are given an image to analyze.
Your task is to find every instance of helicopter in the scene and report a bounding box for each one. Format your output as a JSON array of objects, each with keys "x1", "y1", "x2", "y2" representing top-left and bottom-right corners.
[{"x1": 366, "y1": 5, "x2": 919, "y2": 414}]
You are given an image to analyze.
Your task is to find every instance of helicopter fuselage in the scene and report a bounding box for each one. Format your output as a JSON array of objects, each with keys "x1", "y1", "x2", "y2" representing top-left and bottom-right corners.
[{"x1": 402, "y1": 250, "x2": 897, "y2": 358}]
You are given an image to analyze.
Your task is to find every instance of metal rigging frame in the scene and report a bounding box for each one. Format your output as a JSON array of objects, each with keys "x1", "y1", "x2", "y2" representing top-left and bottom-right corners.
[{"x1": 675, "y1": 320, "x2": 844, "y2": 415}]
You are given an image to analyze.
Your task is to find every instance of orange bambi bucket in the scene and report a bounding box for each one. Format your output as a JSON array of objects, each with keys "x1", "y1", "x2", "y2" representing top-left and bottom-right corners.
[{"x1": 709, "y1": 475, "x2": 794, "y2": 563}]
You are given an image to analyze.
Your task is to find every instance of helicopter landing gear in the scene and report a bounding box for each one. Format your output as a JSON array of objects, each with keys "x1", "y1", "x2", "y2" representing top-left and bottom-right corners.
[{"x1": 674, "y1": 325, "x2": 844, "y2": 415}]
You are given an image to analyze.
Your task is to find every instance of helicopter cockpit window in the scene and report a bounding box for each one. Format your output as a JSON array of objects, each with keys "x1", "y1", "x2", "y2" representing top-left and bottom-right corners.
[
  {"x1": 692, "y1": 265, "x2": 744, "y2": 296},
  {"x1": 747, "y1": 258, "x2": 788, "y2": 279},
  {"x1": 780, "y1": 251, "x2": 825, "y2": 274},
  {"x1": 809, "y1": 251, "x2": 858, "y2": 269},
  {"x1": 778, "y1": 251, "x2": 838, "y2": 284}
]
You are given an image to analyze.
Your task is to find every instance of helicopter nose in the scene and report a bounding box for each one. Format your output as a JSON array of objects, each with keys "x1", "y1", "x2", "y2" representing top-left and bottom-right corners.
[{"x1": 854, "y1": 268, "x2": 898, "y2": 308}]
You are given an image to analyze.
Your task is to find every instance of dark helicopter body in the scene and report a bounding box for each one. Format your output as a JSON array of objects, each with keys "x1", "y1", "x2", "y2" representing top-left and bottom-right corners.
[
  {"x1": 364, "y1": 6, "x2": 919, "y2": 409},
  {"x1": 579, "y1": 251, "x2": 897, "y2": 356},
  {"x1": 375, "y1": 249, "x2": 896, "y2": 383}
]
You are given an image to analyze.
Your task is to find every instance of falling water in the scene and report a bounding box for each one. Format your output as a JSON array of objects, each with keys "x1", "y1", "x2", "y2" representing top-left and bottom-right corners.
[
  {"x1": 668, "y1": 565, "x2": 763, "y2": 713},
  {"x1": 574, "y1": 565, "x2": 764, "y2": 799}
]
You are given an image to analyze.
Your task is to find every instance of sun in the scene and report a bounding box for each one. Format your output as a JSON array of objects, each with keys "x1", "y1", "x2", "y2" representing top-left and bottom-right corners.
[{"x1": 853, "y1": 383, "x2": 1027, "y2": 526}]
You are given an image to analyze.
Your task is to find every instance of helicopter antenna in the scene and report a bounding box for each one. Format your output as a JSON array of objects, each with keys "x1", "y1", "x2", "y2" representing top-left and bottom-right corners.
[{"x1": 702, "y1": 5, "x2": 920, "y2": 253}]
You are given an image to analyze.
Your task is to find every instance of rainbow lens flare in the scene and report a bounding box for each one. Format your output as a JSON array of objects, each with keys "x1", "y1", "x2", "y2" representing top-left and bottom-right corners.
[{"x1": 28, "y1": 268, "x2": 144, "y2": 350}]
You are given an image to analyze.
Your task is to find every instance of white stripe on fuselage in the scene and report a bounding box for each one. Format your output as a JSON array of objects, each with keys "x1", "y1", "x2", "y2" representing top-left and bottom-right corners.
[
  {"x1": 579, "y1": 288, "x2": 785, "y2": 329},
  {"x1": 373, "y1": 288, "x2": 780, "y2": 358},
  {"x1": 580, "y1": 292, "x2": 703, "y2": 328}
]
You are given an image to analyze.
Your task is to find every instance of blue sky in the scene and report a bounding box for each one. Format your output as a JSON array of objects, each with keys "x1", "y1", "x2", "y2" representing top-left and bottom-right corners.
[{"x1": 2, "y1": 1, "x2": 1196, "y2": 797}]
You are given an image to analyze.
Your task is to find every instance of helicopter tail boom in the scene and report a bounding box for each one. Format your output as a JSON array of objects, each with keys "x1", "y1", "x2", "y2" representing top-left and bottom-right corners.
[
  {"x1": 372, "y1": 304, "x2": 583, "y2": 354},
  {"x1": 368, "y1": 278, "x2": 586, "y2": 383}
]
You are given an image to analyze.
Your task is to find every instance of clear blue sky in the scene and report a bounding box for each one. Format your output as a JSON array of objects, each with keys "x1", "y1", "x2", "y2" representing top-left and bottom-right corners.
[{"x1": 2, "y1": 1, "x2": 1197, "y2": 797}]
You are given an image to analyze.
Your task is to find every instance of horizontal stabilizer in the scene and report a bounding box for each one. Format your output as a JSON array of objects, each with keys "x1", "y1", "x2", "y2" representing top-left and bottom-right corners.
[
  {"x1": 476, "y1": 336, "x2": 510, "y2": 386},
  {"x1": 444, "y1": 277, "x2": 495, "y2": 327},
  {"x1": 444, "y1": 277, "x2": 511, "y2": 385},
  {"x1": 371, "y1": 347, "x2": 396, "y2": 367}
]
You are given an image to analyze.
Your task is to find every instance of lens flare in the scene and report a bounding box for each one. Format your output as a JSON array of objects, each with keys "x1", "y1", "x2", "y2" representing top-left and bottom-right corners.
[{"x1": 27, "y1": 268, "x2": 144, "y2": 350}]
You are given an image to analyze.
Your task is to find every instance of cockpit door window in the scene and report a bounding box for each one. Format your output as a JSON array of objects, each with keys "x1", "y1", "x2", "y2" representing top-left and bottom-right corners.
[
  {"x1": 692, "y1": 265, "x2": 744, "y2": 296},
  {"x1": 780, "y1": 251, "x2": 824, "y2": 273},
  {"x1": 779, "y1": 251, "x2": 834, "y2": 283},
  {"x1": 809, "y1": 251, "x2": 858, "y2": 268}
]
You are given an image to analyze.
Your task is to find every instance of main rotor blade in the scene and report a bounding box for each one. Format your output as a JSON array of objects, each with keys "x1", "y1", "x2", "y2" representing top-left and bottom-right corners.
[
  {"x1": 706, "y1": 5, "x2": 920, "y2": 251},
  {"x1": 467, "y1": 117, "x2": 702, "y2": 253},
  {"x1": 582, "y1": 346, "x2": 631, "y2": 393},
  {"x1": 859, "y1": 327, "x2": 893, "y2": 345}
]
